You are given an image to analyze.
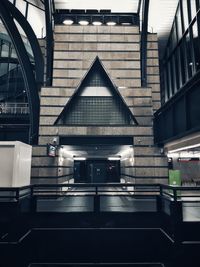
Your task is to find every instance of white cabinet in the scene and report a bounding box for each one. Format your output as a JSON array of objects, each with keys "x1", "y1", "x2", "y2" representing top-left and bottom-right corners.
[{"x1": 0, "y1": 141, "x2": 32, "y2": 187}]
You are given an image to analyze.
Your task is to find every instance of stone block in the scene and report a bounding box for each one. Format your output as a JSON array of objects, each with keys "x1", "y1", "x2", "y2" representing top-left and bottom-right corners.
[
  {"x1": 147, "y1": 34, "x2": 158, "y2": 42},
  {"x1": 147, "y1": 50, "x2": 159, "y2": 58},
  {"x1": 40, "y1": 97, "x2": 69, "y2": 106},
  {"x1": 147, "y1": 58, "x2": 159, "y2": 66},
  {"x1": 147, "y1": 75, "x2": 160, "y2": 83},
  {"x1": 41, "y1": 87, "x2": 75, "y2": 97},
  {"x1": 131, "y1": 106, "x2": 153, "y2": 116},
  {"x1": 53, "y1": 78, "x2": 80, "y2": 87},
  {"x1": 147, "y1": 42, "x2": 158, "y2": 49},
  {"x1": 147, "y1": 66, "x2": 159, "y2": 75},
  {"x1": 32, "y1": 156, "x2": 58, "y2": 167},
  {"x1": 134, "y1": 146, "x2": 161, "y2": 156},
  {"x1": 32, "y1": 146, "x2": 47, "y2": 156},
  {"x1": 134, "y1": 116, "x2": 153, "y2": 126},
  {"x1": 114, "y1": 79, "x2": 141, "y2": 88},
  {"x1": 40, "y1": 116, "x2": 57, "y2": 126},
  {"x1": 40, "y1": 106, "x2": 63, "y2": 116}
]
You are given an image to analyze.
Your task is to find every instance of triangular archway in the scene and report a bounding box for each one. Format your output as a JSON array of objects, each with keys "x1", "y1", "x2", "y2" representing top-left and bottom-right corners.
[{"x1": 55, "y1": 57, "x2": 138, "y2": 125}]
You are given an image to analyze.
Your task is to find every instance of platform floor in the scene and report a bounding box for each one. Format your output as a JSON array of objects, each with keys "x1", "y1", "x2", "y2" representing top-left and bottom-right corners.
[{"x1": 36, "y1": 187, "x2": 157, "y2": 213}]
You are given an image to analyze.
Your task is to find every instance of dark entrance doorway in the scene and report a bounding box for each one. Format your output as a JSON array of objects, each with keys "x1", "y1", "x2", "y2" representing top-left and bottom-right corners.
[{"x1": 74, "y1": 159, "x2": 120, "y2": 183}]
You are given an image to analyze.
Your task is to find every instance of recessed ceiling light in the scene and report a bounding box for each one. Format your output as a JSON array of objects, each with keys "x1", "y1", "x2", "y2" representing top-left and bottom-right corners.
[
  {"x1": 79, "y1": 20, "x2": 89, "y2": 26},
  {"x1": 74, "y1": 157, "x2": 86, "y2": 161},
  {"x1": 92, "y1": 21, "x2": 102, "y2": 26},
  {"x1": 63, "y1": 19, "x2": 74, "y2": 25},
  {"x1": 106, "y1": 21, "x2": 116, "y2": 26},
  {"x1": 108, "y1": 157, "x2": 121, "y2": 161},
  {"x1": 121, "y1": 22, "x2": 132, "y2": 26}
]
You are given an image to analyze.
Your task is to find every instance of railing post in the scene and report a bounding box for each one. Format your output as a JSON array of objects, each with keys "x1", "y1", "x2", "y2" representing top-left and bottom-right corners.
[
  {"x1": 16, "y1": 188, "x2": 20, "y2": 202},
  {"x1": 173, "y1": 188, "x2": 177, "y2": 202},
  {"x1": 30, "y1": 186, "x2": 37, "y2": 213},
  {"x1": 94, "y1": 186, "x2": 100, "y2": 213},
  {"x1": 156, "y1": 185, "x2": 163, "y2": 212},
  {"x1": 170, "y1": 194, "x2": 183, "y2": 244}
]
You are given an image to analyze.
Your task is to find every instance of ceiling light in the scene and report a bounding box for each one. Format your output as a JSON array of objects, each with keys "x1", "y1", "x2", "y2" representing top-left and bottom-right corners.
[
  {"x1": 92, "y1": 21, "x2": 102, "y2": 26},
  {"x1": 169, "y1": 144, "x2": 200, "y2": 153},
  {"x1": 108, "y1": 157, "x2": 121, "y2": 161},
  {"x1": 74, "y1": 157, "x2": 86, "y2": 161},
  {"x1": 106, "y1": 21, "x2": 116, "y2": 26},
  {"x1": 78, "y1": 20, "x2": 89, "y2": 26},
  {"x1": 121, "y1": 22, "x2": 131, "y2": 26},
  {"x1": 63, "y1": 19, "x2": 74, "y2": 25}
]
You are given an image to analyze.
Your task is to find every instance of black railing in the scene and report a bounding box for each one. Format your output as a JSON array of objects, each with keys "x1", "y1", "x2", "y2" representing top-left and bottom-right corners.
[
  {"x1": 1, "y1": 183, "x2": 200, "y2": 219},
  {"x1": 0, "y1": 185, "x2": 32, "y2": 202},
  {"x1": 1, "y1": 183, "x2": 200, "y2": 201},
  {"x1": 31, "y1": 183, "x2": 160, "y2": 213}
]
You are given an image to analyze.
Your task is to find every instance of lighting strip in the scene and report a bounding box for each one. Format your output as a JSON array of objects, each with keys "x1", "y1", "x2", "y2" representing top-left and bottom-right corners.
[{"x1": 168, "y1": 143, "x2": 200, "y2": 153}]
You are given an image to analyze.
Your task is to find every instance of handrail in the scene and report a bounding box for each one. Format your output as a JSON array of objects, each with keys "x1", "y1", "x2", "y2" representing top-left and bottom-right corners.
[
  {"x1": 33, "y1": 183, "x2": 161, "y2": 188},
  {"x1": 0, "y1": 102, "x2": 29, "y2": 114},
  {"x1": 1, "y1": 183, "x2": 200, "y2": 203}
]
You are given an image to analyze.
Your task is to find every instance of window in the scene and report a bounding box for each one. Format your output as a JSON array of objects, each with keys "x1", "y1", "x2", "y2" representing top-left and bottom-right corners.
[
  {"x1": 182, "y1": 0, "x2": 189, "y2": 32},
  {"x1": 192, "y1": 19, "x2": 200, "y2": 70}
]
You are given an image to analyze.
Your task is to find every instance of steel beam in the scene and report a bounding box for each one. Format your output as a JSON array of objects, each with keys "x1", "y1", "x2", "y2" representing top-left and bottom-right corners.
[
  {"x1": 0, "y1": 0, "x2": 40, "y2": 144},
  {"x1": 44, "y1": 0, "x2": 54, "y2": 86},
  {"x1": 140, "y1": 0, "x2": 149, "y2": 87}
]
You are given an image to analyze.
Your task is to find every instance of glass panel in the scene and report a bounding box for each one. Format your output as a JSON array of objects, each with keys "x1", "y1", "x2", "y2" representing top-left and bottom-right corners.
[
  {"x1": 171, "y1": 22, "x2": 178, "y2": 50},
  {"x1": 182, "y1": 0, "x2": 189, "y2": 32},
  {"x1": 16, "y1": 0, "x2": 27, "y2": 17},
  {"x1": 176, "y1": 5, "x2": 183, "y2": 40},
  {"x1": 167, "y1": 62, "x2": 172, "y2": 97},
  {"x1": 27, "y1": 5, "x2": 46, "y2": 38},
  {"x1": 185, "y1": 32, "x2": 193, "y2": 78},
  {"x1": 164, "y1": 68, "x2": 170, "y2": 101},
  {"x1": 190, "y1": 0, "x2": 197, "y2": 21},
  {"x1": 170, "y1": 59, "x2": 175, "y2": 95},
  {"x1": 197, "y1": 0, "x2": 200, "y2": 10},
  {"x1": 14, "y1": 19, "x2": 34, "y2": 61},
  {"x1": 0, "y1": 18, "x2": 28, "y2": 103},
  {"x1": 60, "y1": 97, "x2": 132, "y2": 125},
  {"x1": 174, "y1": 52, "x2": 180, "y2": 90},
  {"x1": 0, "y1": 41, "x2": 10, "y2": 57},
  {"x1": 192, "y1": 19, "x2": 200, "y2": 70},
  {"x1": 179, "y1": 41, "x2": 186, "y2": 85},
  {"x1": 171, "y1": 55, "x2": 178, "y2": 94}
]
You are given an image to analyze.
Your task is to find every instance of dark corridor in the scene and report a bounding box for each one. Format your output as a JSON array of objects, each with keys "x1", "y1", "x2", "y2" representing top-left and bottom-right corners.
[{"x1": 74, "y1": 160, "x2": 120, "y2": 183}]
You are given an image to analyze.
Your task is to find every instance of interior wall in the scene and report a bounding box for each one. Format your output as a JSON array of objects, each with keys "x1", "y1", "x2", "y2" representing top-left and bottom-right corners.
[
  {"x1": 58, "y1": 147, "x2": 74, "y2": 183},
  {"x1": 120, "y1": 146, "x2": 135, "y2": 182}
]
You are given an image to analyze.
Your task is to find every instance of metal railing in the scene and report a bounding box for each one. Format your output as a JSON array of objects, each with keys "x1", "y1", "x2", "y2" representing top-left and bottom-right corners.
[
  {"x1": 0, "y1": 183, "x2": 200, "y2": 215},
  {"x1": 0, "y1": 102, "x2": 29, "y2": 114},
  {"x1": 160, "y1": 184, "x2": 200, "y2": 202},
  {"x1": 0, "y1": 185, "x2": 32, "y2": 202},
  {"x1": 31, "y1": 183, "x2": 160, "y2": 213}
]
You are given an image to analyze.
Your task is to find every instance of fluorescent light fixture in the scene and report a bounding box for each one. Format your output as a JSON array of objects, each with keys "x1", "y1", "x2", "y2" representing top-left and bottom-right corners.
[
  {"x1": 121, "y1": 22, "x2": 131, "y2": 26},
  {"x1": 78, "y1": 20, "x2": 89, "y2": 26},
  {"x1": 169, "y1": 144, "x2": 200, "y2": 153},
  {"x1": 63, "y1": 19, "x2": 74, "y2": 25},
  {"x1": 92, "y1": 21, "x2": 102, "y2": 26},
  {"x1": 108, "y1": 157, "x2": 121, "y2": 161},
  {"x1": 74, "y1": 157, "x2": 86, "y2": 161},
  {"x1": 106, "y1": 21, "x2": 116, "y2": 26}
]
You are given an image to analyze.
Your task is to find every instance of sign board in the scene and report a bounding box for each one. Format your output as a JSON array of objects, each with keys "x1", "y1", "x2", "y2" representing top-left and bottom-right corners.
[
  {"x1": 169, "y1": 170, "x2": 181, "y2": 186},
  {"x1": 47, "y1": 143, "x2": 56, "y2": 157}
]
